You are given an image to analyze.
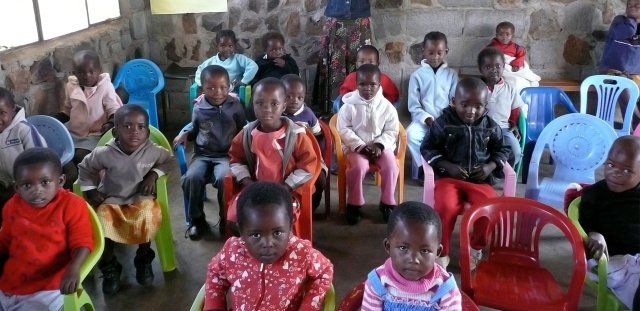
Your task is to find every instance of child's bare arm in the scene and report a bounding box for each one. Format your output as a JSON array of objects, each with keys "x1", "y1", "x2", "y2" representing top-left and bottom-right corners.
[{"x1": 59, "y1": 247, "x2": 90, "y2": 294}]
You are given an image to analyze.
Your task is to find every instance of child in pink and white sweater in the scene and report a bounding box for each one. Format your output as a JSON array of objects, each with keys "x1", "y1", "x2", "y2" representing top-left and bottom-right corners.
[{"x1": 362, "y1": 201, "x2": 462, "y2": 310}]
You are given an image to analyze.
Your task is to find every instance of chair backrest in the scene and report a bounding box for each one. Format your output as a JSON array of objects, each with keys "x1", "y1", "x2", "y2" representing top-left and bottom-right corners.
[
  {"x1": 520, "y1": 87, "x2": 577, "y2": 143},
  {"x1": 634, "y1": 123, "x2": 640, "y2": 137},
  {"x1": 318, "y1": 120, "x2": 333, "y2": 167},
  {"x1": 98, "y1": 125, "x2": 172, "y2": 154},
  {"x1": 580, "y1": 75, "x2": 640, "y2": 136},
  {"x1": 525, "y1": 113, "x2": 617, "y2": 193},
  {"x1": 113, "y1": 59, "x2": 165, "y2": 128},
  {"x1": 26, "y1": 115, "x2": 74, "y2": 165},
  {"x1": 459, "y1": 197, "x2": 587, "y2": 310}
]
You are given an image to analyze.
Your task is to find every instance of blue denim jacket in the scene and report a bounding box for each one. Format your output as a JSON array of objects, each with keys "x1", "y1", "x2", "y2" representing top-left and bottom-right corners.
[{"x1": 324, "y1": 0, "x2": 370, "y2": 19}]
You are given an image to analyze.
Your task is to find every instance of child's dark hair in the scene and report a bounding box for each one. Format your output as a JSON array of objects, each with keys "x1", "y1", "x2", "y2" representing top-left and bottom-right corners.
[
  {"x1": 357, "y1": 45, "x2": 380, "y2": 63},
  {"x1": 13, "y1": 147, "x2": 63, "y2": 178},
  {"x1": 254, "y1": 77, "x2": 286, "y2": 98},
  {"x1": 216, "y1": 29, "x2": 237, "y2": 43},
  {"x1": 281, "y1": 74, "x2": 304, "y2": 89},
  {"x1": 387, "y1": 201, "x2": 442, "y2": 241},
  {"x1": 611, "y1": 135, "x2": 640, "y2": 159},
  {"x1": 496, "y1": 21, "x2": 515, "y2": 33},
  {"x1": 477, "y1": 47, "x2": 505, "y2": 67},
  {"x1": 262, "y1": 32, "x2": 285, "y2": 49},
  {"x1": 200, "y1": 65, "x2": 230, "y2": 86},
  {"x1": 423, "y1": 31, "x2": 448, "y2": 48},
  {"x1": 0, "y1": 87, "x2": 17, "y2": 109},
  {"x1": 456, "y1": 77, "x2": 488, "y2": 95},
  {"x1": 356, "y1": 64, "x2": 381, "y2": 82},
  {"x1": 114, "y1": 104, "x2": 149, "y2": 127},
  {"x1": 237, "y1": 182, "x2": 294, "y2": 231},
  {"x1": 73, "y1": 50, "x2": 101, "y2": 68}
]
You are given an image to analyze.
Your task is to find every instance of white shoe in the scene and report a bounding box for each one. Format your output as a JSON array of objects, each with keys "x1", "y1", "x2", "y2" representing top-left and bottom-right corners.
[{"x1": 436, "y1": 256, "x2": 450, "y2": 269}]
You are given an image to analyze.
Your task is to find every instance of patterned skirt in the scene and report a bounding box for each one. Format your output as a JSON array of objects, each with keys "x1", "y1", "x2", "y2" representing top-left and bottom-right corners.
[
  {"x1": 96, "y1": 198, "x2": 162, "y2": 244},
  {"x1": 313, "y1": 17, "x2": 371, "y2": 113}
]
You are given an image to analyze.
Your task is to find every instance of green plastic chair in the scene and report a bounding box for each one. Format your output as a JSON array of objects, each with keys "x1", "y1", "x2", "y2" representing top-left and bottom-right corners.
[
  {"x1": 189, "y1": 283, "x2": 335, "y2": 311},
  {"x1": 568, "y1": 197, "x2": 627, "y2": 311},
  {"x1": 74, "y1": 126, "x2": 177, "y2": 272},
  {"x1": 63, "y1": 204, "x2": 104, "y2": 311},
  {"x1": 515, "y1": 107, "x2": 527, "y2": 178}
]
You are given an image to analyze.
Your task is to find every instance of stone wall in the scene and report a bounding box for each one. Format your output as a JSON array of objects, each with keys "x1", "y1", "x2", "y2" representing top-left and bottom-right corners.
[{"x1": 0, "y1": 0, "x2": 149, "y2": 115}]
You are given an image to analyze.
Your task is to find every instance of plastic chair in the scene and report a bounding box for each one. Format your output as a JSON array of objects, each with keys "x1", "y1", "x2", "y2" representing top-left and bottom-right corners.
[
  {"x1": 524, "y1": 113, "x2": 618, "y2": 209},
  {"x1": 318, "y1": 120, "x2": 333, "y2": 218},
  {"x1": 567, "y1": 196, "x2": 626, "y2": 311},
  {"x1": 634, "y1": 123, "x2": 640, "y2": 136},
  {"x1": 26, "y1": 115, "x2": 74, "y2": 166},
  {"x1": 580, "y1": 75, "x2": 640, "y2": 137},
  {"x1": 421, "y1": 158, "x2": 516, "y2": 208},
  {"x1": 223, "y1": 127, "x2": 322, "y2": 242},
  {"x1": 74, "y1": 126, "x2": 176, "y2": 272},
  {"x1": 62, "y1": 204, "x2": 104, "y2": 311},
  {"x1": 329, "y1": 114, "x2": 407, "y2": 214},
  {"x1": 337, "y1": 281, "x2": 479, "y2": 311},
  {"x1": 113, "y1": 59, "x2": 165, "y2": 128},
  {"x1": 459, "y1": 197, "x2": 587, "y2": 311},
  {"x1": 520, "y1": 87, "x2": 578, "y2": 183}
]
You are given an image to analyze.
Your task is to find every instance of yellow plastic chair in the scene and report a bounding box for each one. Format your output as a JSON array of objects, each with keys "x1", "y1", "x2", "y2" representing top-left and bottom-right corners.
[
  {"x1": 329, "y1": 114, "x2": 406, "y2": 213},
  {"x1": 568, "y1": 197, "x2": 627, "y2": 311},
  {"x1": 74, "y1": 126, "x2": 177, "y2": 272},
  {"x1": 63, "y1": 204, "x2": 104, "y2": 311},
  {"x1": 189, "y1": 283, "x2": 335, "y2": 311}
]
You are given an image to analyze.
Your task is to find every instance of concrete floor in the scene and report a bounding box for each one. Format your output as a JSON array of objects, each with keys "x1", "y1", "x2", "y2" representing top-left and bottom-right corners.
[{"x1": 81, "y1": 136, "x2": 599, "y2": 310}]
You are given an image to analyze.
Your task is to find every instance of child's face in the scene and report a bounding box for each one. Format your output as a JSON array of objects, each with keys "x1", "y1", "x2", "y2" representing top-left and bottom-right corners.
[
  {"x1": 356, "y1": 50, "x2": 379, "y2": 69},
  {"x1": 453, "y1": 87, "x2": 488, "y2": 124},
  {"x1": 496, "y1": 27, "x2": 514, "y2": 45},
  {"x1": 75, "y1": 59, "x2": 102, "y2": 87},
  {"x1": 266, "y1": 39, "x2": 285, "y2": 59},
  {"x1": 384, "y1": 221, "x2": 442, "y2": 281},
  {"x1": 0, "y1": 100, "x2": 16, "y2": 133},
  {"x1": 202, "y1": 74, "x2": 230, "y2": 106},
  {"x1": 627, "y1": 0, "x2": 640, "y2": 19},
  {"x1": 604, "y1": 143, "x2": 640, "y2": 192},
  {"x1": 284, "y1": 81, "x2": 305, "y2": 114},
  {"x1": 479, "y1": 55, "x2": 505, "y2": 85},
  {"x1": 114, "y1": 111, "x2": 149, "y2": 154},
  {"x1": 422, "y1": 39, "x2": 448, "y2": 69},
  {"x1": 240, "y1": 204, "x2": 292, "y2": 264},
  {"x1": 357, "y1": 72, "x2": 381, "y2": 101},
  {"x1": 217, "y1": 37, "x2": 236, "y2": 61},
  {"x1": 253, "y1": 84, "x2": 286, "y2": 132},
  {"x1": 14, "y1": 163, "x2": 64, "y2": 208}
]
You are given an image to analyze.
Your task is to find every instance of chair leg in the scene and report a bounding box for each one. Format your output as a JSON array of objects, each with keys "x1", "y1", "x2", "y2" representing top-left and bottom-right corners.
[
  {"x1": 324, "y1": 174, "x2": 331, "y2": 219},
  {"x1": 521, "y1": 141, "x2": 534, "y2": 184},
  {"x1": 337, "y1": 164, "x2": 347, "y2": 214},
  {"x1": 156, "y1": 176, "x2": 177, "y2": 272},
  {"x1": 397, "y1": 160, "x2": 404, "y2": 204}
]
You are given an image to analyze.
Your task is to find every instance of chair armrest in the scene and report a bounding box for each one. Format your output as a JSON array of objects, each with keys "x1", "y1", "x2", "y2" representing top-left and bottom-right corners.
[
  {"x1": 150, "y1": 77, "x2": 165, "y2": 94},
  {"x1": 502, "y1": 161, "x2": 516, "y2": 197},
  {"x1": 421, "y1": 158, "x2": 436, "y2": 207},
  {"x1": 176, "y1": 144, "x2": 188, "y2": 175}
]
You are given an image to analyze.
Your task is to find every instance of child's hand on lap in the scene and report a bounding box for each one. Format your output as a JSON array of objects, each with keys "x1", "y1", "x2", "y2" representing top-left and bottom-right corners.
[
  {"x1": 365, "y1": 142, "x2": 382, "y2": 159},
  {"x1": 440, "y1": 161, "x2": 469, "y2": 180},
  {"x1": 469, "y1": 162, "x2": 497, "y2": 182},
  {"x1": 140, "y1": 171, "x2": 158, "y2": 196},
  {"x1": 274, "y1": 58, "x2": 286, "y2": 68},
  {"x1": 85, "y1": 189, "x2": 106, "y2": 207},
  {"x1": 586, "y1": 232, "x2": 608, "y2": 260}
]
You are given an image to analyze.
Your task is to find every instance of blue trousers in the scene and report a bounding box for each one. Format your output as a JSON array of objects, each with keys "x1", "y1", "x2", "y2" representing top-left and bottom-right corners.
[{"x1": 181, "y1": 156, "x2": 229, "y2": 221}]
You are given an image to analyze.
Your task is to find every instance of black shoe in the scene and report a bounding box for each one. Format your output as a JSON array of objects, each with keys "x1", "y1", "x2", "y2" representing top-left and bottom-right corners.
[
  {"x1": 379, "y1": 202, "x2": 396, "y2": 223},
  {"x1": 134, "y1": 248, "x2": 156, "y2": 286},
  {"x1": 186, "y1": 216, "x2": 210, "y2": 240},
  {"x1": 346, "y1": 204, "x2": 362, "y2": 225},
  {"x1": 99, "y1": 257, "x2": 122, "y2": 294}
]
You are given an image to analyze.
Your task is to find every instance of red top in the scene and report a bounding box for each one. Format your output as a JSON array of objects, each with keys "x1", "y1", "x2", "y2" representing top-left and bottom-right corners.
[
  {"x1": 339, "y1": 72, "x2": 400, "y2": 104},
  {"x1": 488, "y1": 38, "x2": 527, "y2": 68},
  {"x1": 0, "y1": 189, "x2": 94, "y2": 295}
]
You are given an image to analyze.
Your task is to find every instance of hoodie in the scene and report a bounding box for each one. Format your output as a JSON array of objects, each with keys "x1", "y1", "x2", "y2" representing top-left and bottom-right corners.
[{"x1": 0, "y1": 107, "x2": 46, "y2": 187}]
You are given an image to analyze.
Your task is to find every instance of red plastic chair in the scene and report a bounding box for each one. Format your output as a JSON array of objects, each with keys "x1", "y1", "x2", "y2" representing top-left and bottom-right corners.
[
  {"x1": 318, "y1": 120, "x2": 333, "y2": 218},
  {"x1": 223, "y1": 127, "x2": 322, "y2": 242},
  {"x1": 460, "y1": 197, "x2": 587, "y2": 311},
  {"x1": 337, "y1": 280, "x2": 480, "y2": 311}
]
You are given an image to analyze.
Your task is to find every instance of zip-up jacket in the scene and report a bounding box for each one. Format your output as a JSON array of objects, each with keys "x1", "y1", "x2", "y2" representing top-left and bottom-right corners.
[
  {"x1": 190, "y1": 95, "x2": 246, "y2": 158},
  {"x1": 0, "y1": 107, "x2": 46, "y2": 187}
]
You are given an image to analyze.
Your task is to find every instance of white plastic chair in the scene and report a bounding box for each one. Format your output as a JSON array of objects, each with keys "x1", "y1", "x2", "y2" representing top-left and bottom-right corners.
[
  {"x1": 580, "y1": 75, "x2": 640, "y2": 137},
  {"x1": 27, "y1": 115, "x2": 74, "y2": 165}
]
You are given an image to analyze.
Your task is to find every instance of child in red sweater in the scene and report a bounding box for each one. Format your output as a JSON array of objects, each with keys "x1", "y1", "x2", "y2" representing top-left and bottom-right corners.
[
  {"x1": 205, "y1": 182, "x2": 333, "y2": 311},
  {"x1": 0, "y1": 148, "x2": 93, "y2": 310},
  {"x1": 487, "y1": 21, "x2": 540, "y2": 91}
]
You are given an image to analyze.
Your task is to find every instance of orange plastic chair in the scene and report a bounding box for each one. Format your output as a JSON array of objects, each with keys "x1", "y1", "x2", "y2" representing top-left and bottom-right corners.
[
  {"x1": 337, "y1": 281, "x2": 480, "y2": 311},
  {"x1": 318, "y1": 119, "x2": 333, "y2": 218},
  {"x1": 459, "y1": 197, "x2": 587, "y2": 311},
  {"x1": 223, "y1": 127, "x2": 322, "y2": 242},
  {"x1": 329, "y1": 114, "x2": 407, "y2": 213}
]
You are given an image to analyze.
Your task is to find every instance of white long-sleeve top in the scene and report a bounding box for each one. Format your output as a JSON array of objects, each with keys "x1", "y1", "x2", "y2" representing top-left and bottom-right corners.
[{"x1": 407, "y1": 61, "x2": 458, "y2": 125}]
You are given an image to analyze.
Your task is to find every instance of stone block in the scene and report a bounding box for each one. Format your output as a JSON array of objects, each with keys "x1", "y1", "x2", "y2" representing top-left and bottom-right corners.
[
  {"x1": 240, "y1": 17, "x2": 261, "y2": 32},
  {"x1": 30, "y1": 57, "x2": 55, "y2": 84},
  {"x1": 410, "y1": 0, "x2": 432, "y2": 7},
  {"x1": 464, "y1": 10, "x2": 527, "y2": 37},
  {"x1": 130, "y1": 11, "x2": 148, "y2": 40},
  {"x1": 249, "y1": 0, "x2": 262, "y2": 13},
  {"x1": 305, "y1": 16, "x2": 324, "y2": 36},
  {"x1": 406, "y1": 10, "x2": 465, "y2": 38},
  {"x1": 529, "y1": 8, "x2": 561, "y2": 40},
  {"x1": 229, "y1": 7, "x2": 242, "y2": 29},
  {"x1": 287, "y1": 12, "x2": 301, "y2": 37},
  {"x1": 409, "y1": 42, "x2": 423, "y2": 65},
  {"x1": 375, "y1": 0, "x2": 402, "y2": 9},
  {"x1": 460, "y1": 37, "x2": 492, "y2": 67},
  {"x1": 265, "y1": 14, "x2": 280, "y2": 31},
  {"x1": 305, "y1": 0, "x2": 319, "y2": 12},
  {"x1": 202, "y1": 13, "x2": 227, "y2": 32},
  {"x1": 191, "y1": 40, "x2": 202, "y2": 61},
  {"x1": 129, "y1": 0, "x2": 146, "y2": 11},
  {"x1": 444, "y1": 38, "x2": 464, "y2": 67},
  {"x1": 182, "y1": 14, "x2": 197, "y2": 34},
  {"x1": 496, "y1": 0, "x2": 520, "y2": 6},
  {"x1": 373, "y1": 14, "x2": 403, "y2": 40},
  {"x1": 563, "y1": 35, "x2": 592, "y2": 65},
  {"x1": 120, "y1": 31, "x2": 133, "y2": 50},
  {"x1": 267, "y1": 0, "x2": 280, "y2": 12},
  {"x1": 439, "y1": 0, "x2": 492, "y2": 7},
  {"x1": 6, "y1": 69, "x2": 30, "y2": 93},
  {"x1": 165, "y1": 38, "x2": 182, "y2": 62},
  {"x1": 561, "y1": 2, "x2": 596, "y2": 33},
  {"x1": 602, "y1": 0, "x2": 615, "y2": 24},
  {"x1": 529, "y1": 40, "x2": 565, "y2": 68},
  {"x1": 384, "y1": 42, "x2": 404, "y2": 64},
  {"x1": 150, "y1": 14, "x2": 176, "y2": 36}
]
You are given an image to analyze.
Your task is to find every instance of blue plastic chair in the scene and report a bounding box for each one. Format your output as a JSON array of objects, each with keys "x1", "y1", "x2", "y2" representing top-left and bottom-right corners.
[
  {"x1": 113, "y1": 59, "x2": 165, "y2": 128},
  {"x1": 26, "y1": 115, "x2": 74, "y2": 165},
  {"x1": 520, "y1": 87, "x2": 578, "y2": 183},
  {"x1": 580, "y1": 75, "x2": 640, "y2": 137},
  {"x1": 524, "y1": 114, "x2": 618, "y2": 208}
]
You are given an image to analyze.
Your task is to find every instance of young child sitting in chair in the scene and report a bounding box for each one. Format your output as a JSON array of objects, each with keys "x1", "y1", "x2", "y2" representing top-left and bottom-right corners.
[
  {"x1": 204, "y1": 181, "x2": 333, "y2": 311},
  {"x1": 578, "y1": 135, "x2": 640, "y2": 310},
  {"x1": 0, "y1": 148, "x2": 93, "y2": 311},
  {"x1": 421, "y1": 77, "x2": 511, "y2": 268}
]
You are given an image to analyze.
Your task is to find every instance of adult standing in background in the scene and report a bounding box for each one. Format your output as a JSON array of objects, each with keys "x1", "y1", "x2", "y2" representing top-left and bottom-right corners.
[{"x1": 313, "y1": 0, "x2": 372, "y2": 114}]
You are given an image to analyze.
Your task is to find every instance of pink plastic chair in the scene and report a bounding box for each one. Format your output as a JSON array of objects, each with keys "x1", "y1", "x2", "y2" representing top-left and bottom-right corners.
[
  {"x1": 421, "y1": 158, "x2": 517, "y2": 207},
  {"x1": 634, "y1": 123, "x2": 640, "y2": 136}
]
